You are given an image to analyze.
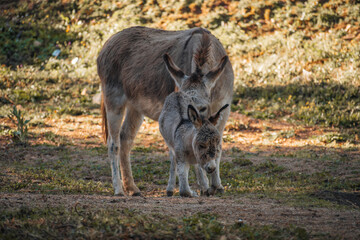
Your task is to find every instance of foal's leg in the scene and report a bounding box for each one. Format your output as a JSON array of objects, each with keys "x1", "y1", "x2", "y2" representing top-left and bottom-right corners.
[
  {"x1": 166, "y1": 151, "x2": 177, "y2": 196},
  {"x1": 195, "y1": 165, "x2": 210, "y2": 195},
  {"x1": 209, "y1": 107, "x2": 230, "y2": 194},
  {"x1": 177, "y1": 159, "x2": 198, "y2": 197},
  {"x1": 119, "y1": 106, "x2": 144, "y2": 196},
  {"x1": 106, "y1": 106, "x2": 126, "y2": 196}
]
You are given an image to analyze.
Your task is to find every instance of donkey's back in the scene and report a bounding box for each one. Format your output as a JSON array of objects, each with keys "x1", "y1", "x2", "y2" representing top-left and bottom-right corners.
[{"x1": 97, "y1": 26, "x2": 233, "y2": 121}]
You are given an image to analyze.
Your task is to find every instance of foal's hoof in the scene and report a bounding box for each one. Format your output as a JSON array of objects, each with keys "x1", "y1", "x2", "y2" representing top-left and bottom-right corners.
[
  {"x1": 180, "y1": 191, "x2": 192, "y2": 198},
  {"x1": 166, "y1": 191, "x2": 174, "y2": 197},
  {"x1": 205, "y1": 185, "x2": 224, "y2": 196},
  {"x1": 114, "y1": 192, "x2": 125, "y2": 197},
  {"x1": 216, "y1": 186, "x2": 225, "y2": 194},
  {"x1": 205, "y1": 187, "x2": 216, "y2": 196},
  {"x1": 201, "y1": 189, "x2": 208, "y2": 196},
  {"x1": 180, "y1": 190, "x2": 198, "y2": 198}
]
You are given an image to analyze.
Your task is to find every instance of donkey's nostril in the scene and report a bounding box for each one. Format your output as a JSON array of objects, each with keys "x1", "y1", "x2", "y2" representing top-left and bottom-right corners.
[{"x1": 207, "y1": 166, "x2": 216, "y2": 173}]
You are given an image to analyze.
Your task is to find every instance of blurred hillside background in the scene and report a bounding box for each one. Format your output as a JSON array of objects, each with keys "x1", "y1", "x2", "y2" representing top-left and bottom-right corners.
[{"x1": 0, "y1": 0, "x2": 359, "y2": 131}]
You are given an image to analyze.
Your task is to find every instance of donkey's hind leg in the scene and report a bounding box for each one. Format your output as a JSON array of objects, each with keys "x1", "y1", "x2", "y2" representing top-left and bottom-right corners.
[
  {"x1": 106, "y1": 106, "x2": 126, "y2": 196},
  {"x1": 119, "y1": 105, "x2": 144, "y2": 196}
]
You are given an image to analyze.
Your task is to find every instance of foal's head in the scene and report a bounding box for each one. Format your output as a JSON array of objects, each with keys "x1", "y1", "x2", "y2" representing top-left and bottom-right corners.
[
  {"x1": 187, "y1": 104, "x2": 229, "y2": 173},
  {"x1": 163, "y1": 53, "x2": 228, "y2": 117}
]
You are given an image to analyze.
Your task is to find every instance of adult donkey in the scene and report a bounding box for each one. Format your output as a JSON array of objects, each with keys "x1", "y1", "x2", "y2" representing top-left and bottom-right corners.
[{"x1": 97, "y1": 26, "x2": 233, "y2": 196}]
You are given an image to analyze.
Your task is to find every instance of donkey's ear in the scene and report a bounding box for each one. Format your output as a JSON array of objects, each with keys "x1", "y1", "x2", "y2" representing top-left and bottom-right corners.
[
  {"x1": 163, "y1": 53, "x2": 186, "y2": 89},
  {"x1": 188, "y1": 105, "x2": 202, "y2": 128},
  {"x1": 209, "y1": 104, "x2": 229, "y2": 126},
  {"x1": 205, "y1": 55, "x2": 228, "y2": 89}
]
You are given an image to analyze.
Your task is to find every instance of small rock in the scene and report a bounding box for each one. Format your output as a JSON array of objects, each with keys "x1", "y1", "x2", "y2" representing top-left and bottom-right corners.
[
  {"x1": 71, "y1": 57, "x2": 79, "y2": 65},
  {"x1": 81, "y1": 88, "x2": 88, "y2": 96},
  {"x1": 33, "y1": 40, "x2": 42, "y2": 47},
  {"x1": 52, "y1": 49, "x2": 61, "y2": 57},
  {"x1": 342, "y1": 34, "x2": 355, "y2": 41},
  {"x1": 15, "y1": 105, "x2": 24, "y2": 111},
  {"x1": 236, "y1": 218, "x2": 245, "y2": 227},
  {"x1": 92, "y1": 92, "x2": 102, "y2": 104}
]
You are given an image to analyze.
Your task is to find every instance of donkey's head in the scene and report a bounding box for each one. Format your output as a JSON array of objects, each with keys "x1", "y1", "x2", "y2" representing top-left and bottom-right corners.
[
  {"x1": 187, "y1": 103, "x2": 229, "y2": 174},
  {"x1": 163, "y1": 53, "x2": 228, "y2": 117}
]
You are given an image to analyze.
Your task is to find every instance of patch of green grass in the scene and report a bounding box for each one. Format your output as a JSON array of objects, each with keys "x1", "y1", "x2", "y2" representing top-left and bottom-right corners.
[
  {"x1": 0, "y1": 206, "x2": 317, "y2": 239},
  {"x1": 43, "y1": 131, "x2": 70, "y2": 145},
  {"x1": 132, "y1": 146, "x2": 157, "y2": 153},
  {"x1": 132, "y1": 157, "x2": 170, "y2": 184},
  {"x1": 318, "y1": 132, "x2": 358, "y2": 144},
  {"x1": 90, "y1": 146, "x2": 108, "y2": 155},
  {"x1": 266, "y1": 192, "x2": 346, "y2": 209},
  {"x1": 222, "y1": 159, "x2": 359, "y2": 196},
  {"x1": 233, "y1": 157, "x2": 253, "y2": 167},
  {"x1": 1, "y1": 167, "x2": 112, "y2": 194},
  {"x1": 233, "y1": 81, "x2": 360, "y2": 128},
  {"x1": 8, "y1": 106, "x2": 31, "y2": 142},
  {"x1": 236, "y1": 224, "x2": 311, "y2": 240},
  {"x1": 0, "y1": 123, "x2": 12, "y2": 137}
]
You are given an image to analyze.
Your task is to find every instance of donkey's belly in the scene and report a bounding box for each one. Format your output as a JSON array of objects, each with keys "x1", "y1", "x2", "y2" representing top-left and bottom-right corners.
[{"x1": 128, "y1": 97, "x2": 165, "y2": 121}]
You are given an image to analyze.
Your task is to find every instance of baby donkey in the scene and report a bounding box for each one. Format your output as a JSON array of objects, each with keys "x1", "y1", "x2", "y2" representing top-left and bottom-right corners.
[{"x1": 159, "y1": 90, "x2": 229, "y2": 197}]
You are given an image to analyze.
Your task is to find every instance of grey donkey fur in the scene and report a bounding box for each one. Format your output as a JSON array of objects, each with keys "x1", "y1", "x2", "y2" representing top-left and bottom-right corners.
[
  {"x1": 97, "y1": 26, "x2": 234, "y2": 196},
  {"x1": 159, "y1": 89, "x2": 229, "y2": 197}
]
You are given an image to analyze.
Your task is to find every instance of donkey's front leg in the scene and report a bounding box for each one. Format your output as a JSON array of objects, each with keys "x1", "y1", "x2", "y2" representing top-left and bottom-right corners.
[
  {"x1": 178, "y1": 161, "x2": 198, "y2": 197},
  {"x1": 209, "y1": 107, "x2": 230, "y2": 194},
  {"x1": 166, "y1": 151, "x2": 177, "y2": 196},
  {"x1": 108, "y1": 142, "x2": 124, "y2": 196},
  {"x1": 107, "y1": 109, "x2": 126, "y2": 196}
]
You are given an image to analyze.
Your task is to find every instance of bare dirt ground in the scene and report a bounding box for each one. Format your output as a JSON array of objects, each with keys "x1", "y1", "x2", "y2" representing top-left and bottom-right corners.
[
  {"x1": 1, "y1": 192, "x2": 360, "y2": 239},
  {"x1": 1, "y1": 112, "x2": 360, "y2": 238}
]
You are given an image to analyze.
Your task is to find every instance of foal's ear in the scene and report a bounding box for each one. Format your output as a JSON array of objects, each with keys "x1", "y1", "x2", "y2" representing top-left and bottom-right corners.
[
  {"x1": 209, "y1": 104, "x2": 229, "y2": 126},
  {"x1": 205, "y1": 55, "x2": 228, "y2": 89},
  {"x1": 163, "y1": 53, "x2": 186, "y2": 89},
  {"x1": 188, "y1": 105, "x2": 202, "y2": 128}
]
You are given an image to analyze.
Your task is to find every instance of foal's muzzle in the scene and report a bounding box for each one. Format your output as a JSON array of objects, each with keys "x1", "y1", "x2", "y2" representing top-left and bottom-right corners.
[
  {"x1": 206, "y1": 166, "x2": 216, "y2": 174},
  {"x1": 204, "y1": 160, "x2": 216, "y2": 174}
]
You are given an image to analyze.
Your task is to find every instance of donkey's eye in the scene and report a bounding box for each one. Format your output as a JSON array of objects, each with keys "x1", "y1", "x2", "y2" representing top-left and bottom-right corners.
[
  {"x1": 199, "y1": 107, "x2": 207, "y2": 113},
  {"x1": 199, "y1": 144, "x2": 207, "y2": 149}
]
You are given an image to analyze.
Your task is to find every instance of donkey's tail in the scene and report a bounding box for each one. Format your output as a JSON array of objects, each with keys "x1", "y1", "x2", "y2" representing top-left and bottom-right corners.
[{"x1": 101, "y1": 93, "x2": 108, "y2": 144}]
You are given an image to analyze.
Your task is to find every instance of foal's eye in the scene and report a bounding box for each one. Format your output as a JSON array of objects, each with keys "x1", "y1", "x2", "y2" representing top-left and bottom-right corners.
[{"x1": 199, "y1": 107, "x2": 207, "y2": 113}]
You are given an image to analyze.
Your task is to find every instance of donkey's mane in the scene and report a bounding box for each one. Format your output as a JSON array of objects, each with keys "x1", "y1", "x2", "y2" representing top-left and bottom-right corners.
[{"x1": 194, "y1": 31, "x2": 211, "y2": 68}]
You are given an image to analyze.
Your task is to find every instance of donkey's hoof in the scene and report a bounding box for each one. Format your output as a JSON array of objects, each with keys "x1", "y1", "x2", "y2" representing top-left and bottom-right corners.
[
  {"x1": 180, "y1": 191, "x2": 192, "y2": 198},
  {"x1": 206, "y1": 185, "x2": 225, "y2": 196},
  {"x1": 114, "y1": 192, "x2": 125, "y2": 196},
  {"x1": 166, "y1": 191, "x2": 174, "y2": 197},
  {"x1": 124, "y1": 185, "x2": 141, "y2": 196},
  {"x1": 131, "y1": 191, "x2": 142, "y2": 197}
]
